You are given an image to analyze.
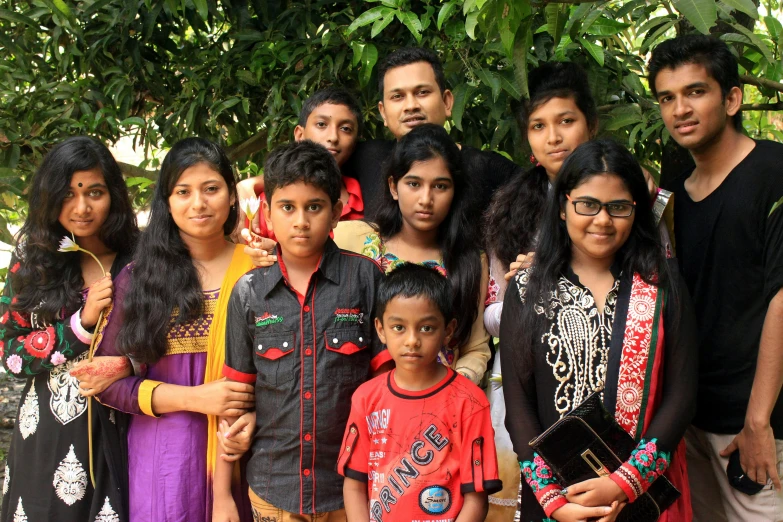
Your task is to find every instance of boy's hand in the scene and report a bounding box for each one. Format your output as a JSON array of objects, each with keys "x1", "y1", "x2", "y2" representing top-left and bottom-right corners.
[
  {"x1": 212, "y1": 494, "x2": 240, "y2": 522},
  {"x1": 72, "y1": 356, "x2": 132, "y2": 396},
  {"x1": 218, "y1": 411, "x2": 256, "y2": 461},
  {"x1": 194, "y1": 379, "x2": 254, "y2": 417}
]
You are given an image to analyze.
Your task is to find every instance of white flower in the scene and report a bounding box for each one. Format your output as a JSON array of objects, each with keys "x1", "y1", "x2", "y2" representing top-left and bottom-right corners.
[
  {"x1": 58, "y1": 236, "x2": 79, "y2": 252},
  {"x1": 240, "y1": 197, "x2": 261, "y2": 220}
]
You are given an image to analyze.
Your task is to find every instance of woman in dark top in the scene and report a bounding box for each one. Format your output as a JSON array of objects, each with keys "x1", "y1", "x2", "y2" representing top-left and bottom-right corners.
[
  {"x1": 0, "y1": 136, "x2": 139, "y2": 521},
  {"x1": 500, "y1": 139, "x2": 697, "y2": 522}
]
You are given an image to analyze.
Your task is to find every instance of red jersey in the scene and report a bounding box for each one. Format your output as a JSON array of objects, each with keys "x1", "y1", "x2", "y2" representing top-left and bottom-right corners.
[{"x1": 337, "y1": 368, "x2": 502, "y2": 522}]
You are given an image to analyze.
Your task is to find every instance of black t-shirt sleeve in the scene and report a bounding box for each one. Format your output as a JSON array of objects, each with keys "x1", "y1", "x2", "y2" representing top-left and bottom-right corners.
[
  {"x1": 764, "y1": 185, "x2": 783, "y2": 303},
  {"x1": 499, "y1": 281, "x2": 542, "y2": 464},
  {"x1": 641, "y1": 262, "x2": 699, "y2": 453}
]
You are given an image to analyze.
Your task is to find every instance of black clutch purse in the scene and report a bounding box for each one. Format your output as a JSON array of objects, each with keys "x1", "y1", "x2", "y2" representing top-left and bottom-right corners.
[{"x1": 529, "y1": 391, "x2": 680, "y2": 522}]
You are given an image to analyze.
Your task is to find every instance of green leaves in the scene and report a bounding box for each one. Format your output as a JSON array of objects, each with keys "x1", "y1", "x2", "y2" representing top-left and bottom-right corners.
[{"x1": 672, "y1": 0, "x2": 717, "y2": 34}]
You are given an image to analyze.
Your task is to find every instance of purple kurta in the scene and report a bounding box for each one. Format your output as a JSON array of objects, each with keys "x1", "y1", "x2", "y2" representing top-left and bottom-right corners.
[{"x1": 97, "y1": 267, "x2": 218, "y2": 522}]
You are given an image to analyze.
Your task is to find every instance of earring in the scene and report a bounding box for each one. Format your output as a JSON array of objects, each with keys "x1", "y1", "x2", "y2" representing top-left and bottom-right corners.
[{"x1": 530, "y1": 154, "x2": 537, "y2": 164}]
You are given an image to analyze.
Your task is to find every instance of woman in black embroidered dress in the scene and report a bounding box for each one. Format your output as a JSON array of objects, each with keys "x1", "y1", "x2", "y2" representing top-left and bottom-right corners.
[
  {"x1": 0, "y1": 137, "x2": 138, "y2": 521},
  {"x1": 500, "y1": 140, "x2": 697, "y2": 522}
]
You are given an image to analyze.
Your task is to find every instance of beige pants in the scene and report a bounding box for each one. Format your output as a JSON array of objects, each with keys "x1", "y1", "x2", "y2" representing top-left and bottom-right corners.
[
  {"x1": 248, "y1": 488, "x2": 347, "y2": 522},
  {"x1": 687, "y1": 425, "x2": 783, "y2": 522}
]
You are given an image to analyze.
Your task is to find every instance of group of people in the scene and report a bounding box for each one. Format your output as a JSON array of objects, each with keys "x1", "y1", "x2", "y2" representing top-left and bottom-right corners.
[{"x1": 0, "y1": 32, "x2": 781, "y2": 522}]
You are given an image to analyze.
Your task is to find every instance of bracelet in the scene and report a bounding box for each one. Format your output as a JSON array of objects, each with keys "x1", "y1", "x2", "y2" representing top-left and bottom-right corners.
[{"x1": 71, "y1": 308, "x2": 95, "y2": 344}]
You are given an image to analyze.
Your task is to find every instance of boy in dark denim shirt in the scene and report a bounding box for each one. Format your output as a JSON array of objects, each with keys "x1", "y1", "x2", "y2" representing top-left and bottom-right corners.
[{"x1": 215, "y1": 140, "x2": 390, "y2": 521}]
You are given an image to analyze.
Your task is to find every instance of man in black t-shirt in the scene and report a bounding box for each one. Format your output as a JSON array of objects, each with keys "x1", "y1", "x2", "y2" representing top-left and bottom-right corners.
[
  {"x1": 651, "y1": 35, "x2": 783, "y2": 520},
  {"x1": 342, "y1": 47, "x2": 522, "y2": 217}
]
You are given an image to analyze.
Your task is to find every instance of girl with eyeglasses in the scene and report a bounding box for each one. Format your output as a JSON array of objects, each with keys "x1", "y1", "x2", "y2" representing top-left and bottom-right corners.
[{"x1": 500, "y1": 139, "x2": 697, "y2": 522}]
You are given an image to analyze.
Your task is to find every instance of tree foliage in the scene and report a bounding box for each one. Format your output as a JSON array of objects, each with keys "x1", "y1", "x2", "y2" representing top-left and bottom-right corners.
[{"x1": 1, "y1": 0, "x2": 782, "y2": 244}]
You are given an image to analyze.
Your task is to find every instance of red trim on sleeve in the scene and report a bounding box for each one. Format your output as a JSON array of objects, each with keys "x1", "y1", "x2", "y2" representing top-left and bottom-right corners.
[
  {"x1": 610, "y1": 462, "x2": 644, "y2": 502},
  {"x1": 222, "y1": 364, "x2": 256, "y2": 384},
  {"x1": 535, "y1": 484, "x2": 568, "y2": 518},
  {"x1": 370, "y1": 349, "x2": 392, "y2": 372}
]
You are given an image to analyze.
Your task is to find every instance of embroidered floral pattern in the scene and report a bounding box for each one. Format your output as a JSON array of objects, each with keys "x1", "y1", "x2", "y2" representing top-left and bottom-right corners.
[
  {"x1": 485, "y1": 276, "x2": 500, "y2": 305},
  {"x1": 614, "y1": 274, "x2": 661, "y2": 437},
  {"x1": 516, "y1": 268, "x2": 618, "y2": 416},
  {"x1": 53, "y1": 444, "x2": 87, "y2": 506},
  {"x1": 361, "y1": 233, "x2": 446, "y2": 276},
  {"x1": 18, "y1": 385, "x2": 39, "y2": 439},
  {"x1": 23, "y1": 326, "x2": 56, "y2": 359},
  {"x1": 6, "y1": 354, "x2": 22, "y2": 374},
  {"x1": 48, "y1": 352, "x2": 88, "y2": 425},
  {"x1": 610, "y1": 438, "x2": 670, "y2": 502},
  {"x1": 94, "y1": 496, "x2": 120, "y2": 521},
  {"x1": 520, "y1": 454, "x2": 558, "y2": 493},
  {"x1": 51, "y1": 351, "x2": 66, "y2": 366},
  {"x1": 13, "y1": 498, "x2": 27, "y2": 522}
]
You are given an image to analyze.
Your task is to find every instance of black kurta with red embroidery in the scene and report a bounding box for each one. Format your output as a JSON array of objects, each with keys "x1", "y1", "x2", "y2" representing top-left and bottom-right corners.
[{"x1": 0, "y1": 254, "x2": 129, "y2": 522}]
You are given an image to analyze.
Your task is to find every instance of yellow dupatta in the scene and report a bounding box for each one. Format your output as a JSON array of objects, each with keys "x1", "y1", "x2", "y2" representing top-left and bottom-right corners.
[{"x1": 204, "y1": 244, "x2": 254, "y2": 485}]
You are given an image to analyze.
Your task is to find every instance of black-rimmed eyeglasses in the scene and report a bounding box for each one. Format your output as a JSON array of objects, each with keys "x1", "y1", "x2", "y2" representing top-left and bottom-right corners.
[{"x1": 566, "y1": 195, "x2": 636, "y2": 217}]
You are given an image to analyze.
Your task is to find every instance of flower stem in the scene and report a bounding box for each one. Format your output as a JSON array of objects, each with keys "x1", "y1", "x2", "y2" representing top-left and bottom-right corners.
[{"x1": 80, "y1": 248, "x2": 107, "y2": 278}]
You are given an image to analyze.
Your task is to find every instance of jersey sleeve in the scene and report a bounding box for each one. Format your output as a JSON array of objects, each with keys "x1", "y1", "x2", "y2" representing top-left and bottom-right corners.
[
  {"x1": 0, "y1": 255, "x2": 91, "y2": 378},
  {"x1": 459, "y1": 385, "x2": 502, "y2": 495},
  {"x1": 223, "y1": 276, "x2": 257, "y2": 384},
  {"x1": 337, "y1": 386, "x2": 372, "y2": 482}
]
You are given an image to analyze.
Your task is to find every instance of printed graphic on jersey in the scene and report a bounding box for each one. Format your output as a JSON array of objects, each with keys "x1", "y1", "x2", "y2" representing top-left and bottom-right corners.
[{"x1": 419, "y1": 485, "x2": 452, "y2": 515}]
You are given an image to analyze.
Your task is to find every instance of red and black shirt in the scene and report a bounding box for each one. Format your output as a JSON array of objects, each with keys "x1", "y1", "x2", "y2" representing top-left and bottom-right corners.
[{"x1": 224, "y1": 238, "x2": 389, "y2": 514}]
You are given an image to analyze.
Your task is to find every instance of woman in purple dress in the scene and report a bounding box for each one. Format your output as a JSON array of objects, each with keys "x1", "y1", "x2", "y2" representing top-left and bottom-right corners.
[{"x1": 94, "y1": 138, "x2": 255, "y2": 522}]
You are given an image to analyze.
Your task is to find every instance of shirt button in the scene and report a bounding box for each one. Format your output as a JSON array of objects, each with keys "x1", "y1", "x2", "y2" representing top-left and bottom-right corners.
[
  {"x1": 345, "y1": 446, "x2": 351, "y2": 452},
  {"x1": 333, "y1": 338, "x2": 339, "y2": 344},
  {"x1": 283, "y1": 342, "x2": 288, "y2": 348},
  {"x1": 304, "y1": 305, "x2": 310, "y2": 312},
  {"x1": 350, "y1": 427, "x2": 357, "y2": 434},
  {"x1": 305, "y1": 433, "x2": 312, "y2": 441},
  {"x1": 305, "y1": 348, "x2": 312, "y2": 356},
  {"x1": 303, "y1": 469, "x2": 311, "y2": 477},
  {"x1": 359, "y1": 337, "x2": 363, "y2": 342},
  {"x1": 474, "y1": 460, "x2": 481, "y2": 466},
  {"x1": 304, "y1": 391, "x2": 312, "y2": 399}
]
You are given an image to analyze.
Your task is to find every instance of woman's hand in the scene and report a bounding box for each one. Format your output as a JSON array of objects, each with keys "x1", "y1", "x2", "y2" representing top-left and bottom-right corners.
[
  {"x1": 71, "y1": 356, "x2": 132, "y2": 396},
  {"x1": 504, "y1": 252, "x2": 535, "y2": 281},
  {"x1": 565, "y1": 476, "x2": 628, "y2": 508},
  {"x1": 193, "y1": 379, "x2": 255, "y2": 417},
  {"x1": 81, "y1": 276, "x2": 113, "y2": 328},
  {"x1": 212, "y1": 494, "x2": 240, "y2": 522},
  {"x1": 550, "y1": 501, "x2": 617, "y2": 522},
  {"x1": 218, "y1": 411, "x2": 256, "y2": 461},
  {"x1": 242, "y1": 229, "x2": 277, "y2": 267}
]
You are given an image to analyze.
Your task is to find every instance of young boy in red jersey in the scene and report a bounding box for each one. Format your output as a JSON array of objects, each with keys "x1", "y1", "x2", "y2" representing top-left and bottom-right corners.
[{"x1": 338, "y1": 264, "x2": 502, "y2": 522}]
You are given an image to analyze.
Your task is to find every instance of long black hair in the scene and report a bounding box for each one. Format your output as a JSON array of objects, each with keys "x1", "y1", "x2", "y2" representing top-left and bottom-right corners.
[
  {"x1": 11, "y1": 137, "x2": 138, "y2": 324},
  {"x1": 484, "y1": 62, "x2": 598, "y2": 268},
  {"x1": 118, "y1": 137, "x2": 237, "y2": 364},
  {"x1": 373, "y1": 123, "x2": 481, "y2": 347},
  {"x1": 513, "y1": 139, "x2": 672, "y2": 372}
]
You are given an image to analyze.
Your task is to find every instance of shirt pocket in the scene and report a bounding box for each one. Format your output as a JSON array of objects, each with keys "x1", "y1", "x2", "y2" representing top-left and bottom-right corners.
[
  {"x1": 253, "y1": 331, "x2": 297, "y2": 388},
  {"x1": 323, "y1": 326, "x2": 372, "y2": 384}
]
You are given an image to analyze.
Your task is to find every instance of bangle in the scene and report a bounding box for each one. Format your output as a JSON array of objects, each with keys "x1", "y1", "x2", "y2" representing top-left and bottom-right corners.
[{"x1": 71, "y1": 308, "x2": 95, "y2": 344}]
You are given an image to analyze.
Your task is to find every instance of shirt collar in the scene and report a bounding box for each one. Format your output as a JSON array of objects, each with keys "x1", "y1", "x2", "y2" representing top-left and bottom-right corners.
[{"x1": 263, "y1": 238, "x2": 342, "y2": 298}]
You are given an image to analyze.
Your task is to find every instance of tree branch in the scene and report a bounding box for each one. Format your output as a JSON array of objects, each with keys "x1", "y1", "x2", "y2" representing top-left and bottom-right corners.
[
  {"x1": 118, "y1": 162, "x2": 158, "y2": 180},
  {"x1": 227, "y1": 128, "x2": 269, "y2": 162},
  {"x1": 741, "y1": 75, "x2": 783, "y2": 94},
  {"x1": 740, "y1": 102, "x2": 783, "y2": 111}
]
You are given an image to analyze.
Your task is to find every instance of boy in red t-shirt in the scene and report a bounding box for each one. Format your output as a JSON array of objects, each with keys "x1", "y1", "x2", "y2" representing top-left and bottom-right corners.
[{"x1": 338, "y1": 264, "x2": 502, "y2": 522}]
